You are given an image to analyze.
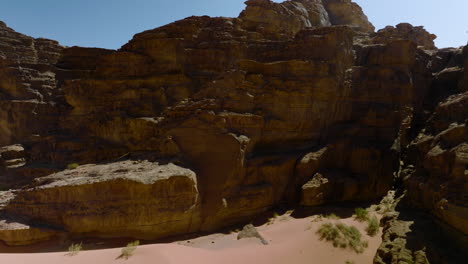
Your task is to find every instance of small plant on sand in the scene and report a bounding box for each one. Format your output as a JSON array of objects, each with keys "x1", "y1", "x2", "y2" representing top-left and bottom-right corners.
[
  {"x1": 366, "y1": 215, "x2": 379, "y2": 237},
  {"x1": 67, "y1": 163, "x2": 79, "y2": 170},
  {"x1": 345, "y1": 261, "x2": 355, "y2": 264},
  {"x1": 354, "y1": 207, "x2": 369, "y2": 222},
  {"x1": 317, "y1": 222, "x2": 368, "y2": 253},
  {"x1": 326, "y1": 213, "x2": 340, "y2": 220},
  {"x1": 120, "y1": 240, "x2": 139, "y2": 259},
  {"x1": 66, "y1": 242, "x2": 82, "y2": 256}
]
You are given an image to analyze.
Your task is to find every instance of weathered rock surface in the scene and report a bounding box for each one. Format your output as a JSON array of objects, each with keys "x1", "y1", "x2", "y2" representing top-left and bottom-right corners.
[
  {"x1": 370, "y1": 23, "x2": 437, "y2": 50},
  {"x1": 240, "y1": 0, "x2": 331, "y2": 38},
  {"x1": 1, "y1": 160, "x2": 199, "y2": 240},
  {"x1": 0, "y1": 1, "x2": 466, "y2": 259},
  {"x1": 0, "y1": 21, "x2": 63, "y2": 147},
  {"x1": 403, "y1": 92, "x2": 468, "y2": 235},
  {"x1": 374, "y1": 211, "x2": 430, "y2": 264},
  {"x1": 374, "y1": 193, "x2": 467, "y2": 264},
  {"x1": 323, "y1": 0, "x2": 375, "y2": 32},
  {"x1": 400, "y1": 45, "x2": 467, "y2": 237}
]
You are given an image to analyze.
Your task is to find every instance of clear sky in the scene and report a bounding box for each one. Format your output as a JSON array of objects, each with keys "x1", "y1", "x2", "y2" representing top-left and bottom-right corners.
[{"x1": 0, "y1": 0, "x2": 466, "y2": 49}]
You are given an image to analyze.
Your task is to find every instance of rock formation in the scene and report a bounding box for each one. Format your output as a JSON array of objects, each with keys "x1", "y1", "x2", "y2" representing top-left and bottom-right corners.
[
  {"x1": 369, "y1": 23, "x2": 437, "y2": 50},
  {"x1": 0, "y1": 1, "x2": 466, "y2": 263}
]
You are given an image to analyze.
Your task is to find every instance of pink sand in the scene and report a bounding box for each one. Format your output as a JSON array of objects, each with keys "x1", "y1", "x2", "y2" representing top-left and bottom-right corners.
[{"x1": 0, "y1": 215, "x2": 381, "y2": 264}]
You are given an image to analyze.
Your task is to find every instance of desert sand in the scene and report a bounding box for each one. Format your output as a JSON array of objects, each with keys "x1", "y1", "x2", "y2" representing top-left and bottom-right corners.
[{"x1": 0, "y1": 214, "x2": 381, "y2": 264}]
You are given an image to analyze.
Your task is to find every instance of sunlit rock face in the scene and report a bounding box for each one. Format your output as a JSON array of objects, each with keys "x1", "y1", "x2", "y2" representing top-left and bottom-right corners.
[{"x1": 0, "y1": 0, "x2": 466, "y2": 251}]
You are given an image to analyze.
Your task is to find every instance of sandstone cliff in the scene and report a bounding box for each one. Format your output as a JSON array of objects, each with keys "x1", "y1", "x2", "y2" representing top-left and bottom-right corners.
[{"x1": 0, "y1": 1, "x2": 466, "y2": 263}]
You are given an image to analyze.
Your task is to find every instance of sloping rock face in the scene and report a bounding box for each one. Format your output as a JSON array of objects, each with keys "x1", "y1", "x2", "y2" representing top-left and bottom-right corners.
[{"x1": 0, "y1": 0, "x2": 466, "y2": 253}]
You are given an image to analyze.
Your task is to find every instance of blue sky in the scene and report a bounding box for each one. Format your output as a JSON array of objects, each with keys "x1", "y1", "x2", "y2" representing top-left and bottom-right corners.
[{"x1": 0, "y1": 0, "x2": 466, "y2": 49}]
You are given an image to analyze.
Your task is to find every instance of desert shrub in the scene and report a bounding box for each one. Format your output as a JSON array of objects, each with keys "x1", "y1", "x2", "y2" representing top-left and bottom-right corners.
[
  {"x1": 120, "y1": 240, "x2": 139, "y2": 259},
  {"x1": 66, "y1": 242, "x2": 82, "y2": 256},
  {"x1": 326, "y1": 213, "x2": 340, "y2": 220},
  {"x1": 366, "y1": 215, "x2": 379, "y2": 237},
  {"x1": 317, "y1": 222, "x2": 368, "y2": 253},
  {"x1": 354, "y1": 207, "x2": 369, "y2": 222},
  {"x1": 67, "y1": 163, "x2": 79, "y2": 170},
  {"x1": 345, "y1": 261, "x2": 355, "y2": 264},
  {"x1": 317, "y1": 223, "x2": 341, "y2": 244}
]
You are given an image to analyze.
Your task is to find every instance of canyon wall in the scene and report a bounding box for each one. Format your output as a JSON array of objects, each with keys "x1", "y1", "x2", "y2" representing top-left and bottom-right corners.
[{"x1": 0, "y1": 1, "x2": 465, "y2": 261}]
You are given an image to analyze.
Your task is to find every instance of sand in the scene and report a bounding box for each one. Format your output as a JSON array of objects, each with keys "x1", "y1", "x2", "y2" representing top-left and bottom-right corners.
[{"x1": 0, "y1": 214, "x2": 381, "y2": 264}]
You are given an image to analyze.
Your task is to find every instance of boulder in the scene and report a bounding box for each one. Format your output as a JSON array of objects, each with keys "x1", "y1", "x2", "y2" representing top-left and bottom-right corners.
[
  {"x1": 323, "y1": 0, "x2": 375, "y2": 32},
  {"x1": 0, "y1": 160, "x2": 200, "y2": 242},
  {"x1": 237, "y1": 223, "x2": 268, "y2": 245}
]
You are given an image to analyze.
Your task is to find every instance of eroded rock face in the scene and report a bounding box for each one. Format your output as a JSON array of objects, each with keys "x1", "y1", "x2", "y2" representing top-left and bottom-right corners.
[
  {"x1": 374, "y1": 212, "x2": 430, "y2": 264},
  {"x1": 2, "y1": 160, "x2": 199, "y2": 239},
  {"x1": 0, "y1": 0, "x2": 466, "y2": 252},
  {"x1": 0, "y1": 22, "x2": 63, "y2": 147},
  {"x1": 400, "y1": 46, "x2": 467, "y2": 237},
  {"x1": 323, "y1": 0, "x2": 375, "y2": 32},
  {"x1": 370, "y1": 23, "x2": 437, "y2": 50},
  {"x1": 239, "y1": 0, "x2": 331, "y2": 38},
  {"x1": 404, "y1": 93, "x2": 468, "y2": 235}
]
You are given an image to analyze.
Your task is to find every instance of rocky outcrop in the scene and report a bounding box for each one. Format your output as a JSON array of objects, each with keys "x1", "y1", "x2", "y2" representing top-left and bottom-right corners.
[
  {"x1": 0, "y1": 21, "x2": 63, "y2": 147},
  {"x1": 323, "y1": 0, "x2": 375, "y2": 32},
  {"x1": 403, "y1": 92, "x2": 468, "y2": 235},
  {"x1": 374, "y1": 212, "x2": 429, "y2": 264},
  {"x1": 239, "y1": 0, "x2": 331, "y2": 38},
  {"x1": 370, "y1": 23, "x2": 437, "y2": 50},
  {"x1": 374, "y1": 193, "x2": 467, "y2": 264},
  {"x1": 400, "y1": 45, "x2": 467, "y2": 237},
  {"x1": 1, "y1": 160, "x2": 199, "y2": 240}
]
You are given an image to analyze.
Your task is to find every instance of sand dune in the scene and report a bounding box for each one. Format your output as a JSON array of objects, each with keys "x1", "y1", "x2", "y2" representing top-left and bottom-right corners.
[{"x1": 0, "y1": 215, "x2": 381, "y2": 264}]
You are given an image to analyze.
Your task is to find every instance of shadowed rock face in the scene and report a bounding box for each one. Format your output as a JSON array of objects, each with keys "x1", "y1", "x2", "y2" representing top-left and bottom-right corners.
[
  {"x1": 396, "y1": 45, "x2": 468, "y2": 238},
  {"x1": 0, "y1": 0, "x2": 466, "y2": 254}
]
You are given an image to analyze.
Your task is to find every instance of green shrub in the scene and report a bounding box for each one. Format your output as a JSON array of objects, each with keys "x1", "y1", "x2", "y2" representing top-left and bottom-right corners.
[
  {"x1": 67, "y1": 163, "x2": 79, "y2": 170},
  {"x1": 317, "y1": 222, "x2": 368, "y2": 253},
  {"x1": 366, "y1": 215, "x2": 379, "y2": 237},
  {"x1": 354, "y1": 208, "x2": 369, "y2": 222},
  {"x1": 345, "y1": 261, "x2": 355, "y2": 264},
  {"x1": 66, "y1": 242, "x2": 82, "y2": 256},
  {"x1": 120, "y1": 240, "x2": 139, "y2": 259},
  {"x1": 326, "y1": 213, "x2": 340, "y2": 220}
]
